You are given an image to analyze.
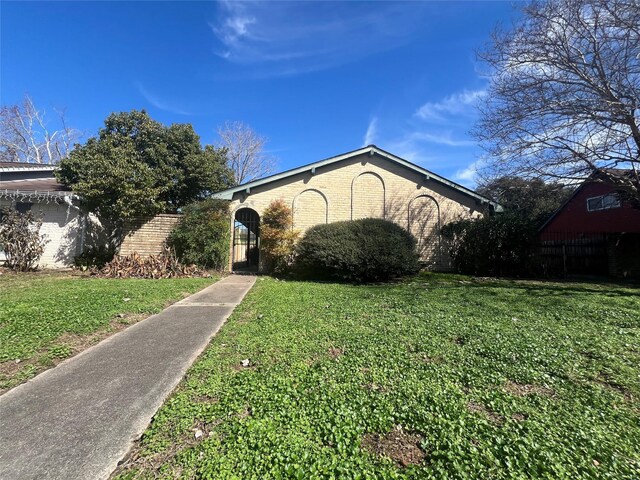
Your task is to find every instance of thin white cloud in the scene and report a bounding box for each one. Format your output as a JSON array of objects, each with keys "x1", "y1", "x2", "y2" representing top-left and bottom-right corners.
[
  {"x1": 415, "y1": 89, "x2": 486, "y2": 121},
  {"x1": 454, "y1": 160, "x2": 482, "y2": 184},
  {"x1": 363, "y1": 117, "x2": 378, "y2": 146},
  {"x1": 225, "y1": 15, "x2": 254, "y2": 39},
  {"x1": 381, "y1": 130, "x2": 474, "y2": 162},
  {"x1": 411, "y1": 131, "x2": 475, "y2": 147},
  {"x1": 210, "y1": 1, "x2": 429, "y2": 77},
  {"x1": 136, "y1": 83, "x2": 191, "y2": 116},
  {"x1": 384, "y1": 136, "x2": 437, "y2": 166},
  {"x1": 367, "y1": 86, "x2": 488, "y2": 185}
]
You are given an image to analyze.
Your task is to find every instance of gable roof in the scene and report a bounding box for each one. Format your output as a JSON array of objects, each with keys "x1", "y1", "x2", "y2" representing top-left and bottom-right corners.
[
  {"x1": 538, "y1": 169, "x2": 635, "y2": 233},
  {"x1": 212, "y1": 145, "x2": 502, "y2": 210}
]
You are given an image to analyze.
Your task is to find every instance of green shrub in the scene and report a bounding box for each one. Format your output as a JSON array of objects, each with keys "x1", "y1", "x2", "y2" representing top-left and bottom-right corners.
[
  {"x1": 169, "y1": 199, "x2": 230, "y2": 269},
  {"x1": 295, "y1": 218, "x2": 420, "y2": 282},
  {"x1": 0, "y1": 207, "x2": 48, "y2": 271},
  {"x1": 261, "y1": 199, "x2": 299, "y2": 274},
  {"x1": 441, "y1": 212, "x2": 538, "y2": 276}
]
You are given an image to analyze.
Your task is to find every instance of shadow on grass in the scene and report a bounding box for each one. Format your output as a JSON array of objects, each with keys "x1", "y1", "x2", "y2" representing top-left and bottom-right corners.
[
  {"x1": 407, "y1": 271, "x2": 640, "y2": 297},
  {"x1": 473, "y1": 279, "x2": 639, "y2": 299},
  {"x1": 261, "y1": 270, "x2": 640, "y2": 302}
]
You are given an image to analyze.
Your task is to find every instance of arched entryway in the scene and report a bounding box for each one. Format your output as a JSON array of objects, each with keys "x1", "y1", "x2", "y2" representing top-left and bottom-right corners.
[{"x1": 232, "y1": 208, "x2": 260, "y2": 271}]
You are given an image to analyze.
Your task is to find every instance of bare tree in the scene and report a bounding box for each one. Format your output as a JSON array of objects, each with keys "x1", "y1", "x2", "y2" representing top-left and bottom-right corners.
[
  {"x1": 475, "y1": 0, "x2": 640, "y2": 204},
  {"x1": 0, "y1": 94, "x2": 80, "y2": 164},
  {"x1": 217, "y1": 121, "x2": 276, "y2": 185}
]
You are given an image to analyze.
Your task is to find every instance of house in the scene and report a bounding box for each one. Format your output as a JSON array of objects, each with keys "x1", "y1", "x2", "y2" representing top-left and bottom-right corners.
[
  {"x1": 0, "y1": 162, "x2": 88, "y2": 268},
  {"x1": 538, "y1": 170, "x2": 640, "y2": 277},
  {"x1": 213, "y1": 145, "x2": 500, "y2": 272},
  {"x1": 1, "y1": 146, "x2": 499, "y2": 272}
]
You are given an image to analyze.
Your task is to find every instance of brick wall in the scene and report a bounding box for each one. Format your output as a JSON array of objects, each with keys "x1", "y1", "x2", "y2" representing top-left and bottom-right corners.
[
  {"x1": 119, "y1": 214, "x2": 182, "y2": 256},
  {"x1": 228, "y1": 153, "x2": 485, "y2": 271}
]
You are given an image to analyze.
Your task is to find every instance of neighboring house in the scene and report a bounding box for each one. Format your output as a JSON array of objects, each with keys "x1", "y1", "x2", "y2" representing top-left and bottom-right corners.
[
  {"x1": 213, "y1": 145, "x2": 500, "y2": 272},
  {"x1": 539, "y1": 170, "x2": 640, "y2": 277},
  {"x1": 0, "y1": 162, "x2": 88, "y2": 268}
]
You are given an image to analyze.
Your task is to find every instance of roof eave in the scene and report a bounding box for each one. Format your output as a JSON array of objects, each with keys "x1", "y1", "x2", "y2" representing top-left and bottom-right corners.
[
  {"x1": 211, "y1": 191, "x2": 234, "y2": 200},
  {"x1": 0, "y1": 188, "x2": 79, "y2": 199},
  {"x1": 213, "y1": 146, "x2": 374, "y2": 198},
  {"x1": 210, "y1": 145, "x2": 501, "y2": 209},
  {"x1": 370, "y1": 146, "x2": 502, "y2": 210},
  {"x1": 0, "y1": 167, "x2": 57, "y2": 173}
]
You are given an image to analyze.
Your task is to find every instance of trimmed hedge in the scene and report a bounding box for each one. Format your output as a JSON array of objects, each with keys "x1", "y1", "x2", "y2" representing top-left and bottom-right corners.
[
  {"x1": 169, "y1": 199, "x2": 230, "y2": 269},
  {"x1": 295, "y1": 218, "x2": 420, "y2": 282}
]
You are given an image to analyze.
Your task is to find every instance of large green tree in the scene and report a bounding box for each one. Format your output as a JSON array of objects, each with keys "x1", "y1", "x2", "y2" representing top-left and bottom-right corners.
[
  {"x1": 477, "y1": 176, "x2": 574, "y2": 226},
  {"x1": 57, "y1": 111, "x2": 233, "y2": 223}
]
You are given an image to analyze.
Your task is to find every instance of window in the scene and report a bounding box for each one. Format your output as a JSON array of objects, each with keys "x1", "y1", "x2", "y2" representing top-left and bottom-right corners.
[{"x1": 586, "y1": 193, "x2": 620, "y2": 212}]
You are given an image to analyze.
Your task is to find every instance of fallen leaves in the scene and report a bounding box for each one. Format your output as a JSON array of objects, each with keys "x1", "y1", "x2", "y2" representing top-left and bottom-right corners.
[{"x1": 93, "y1": 248, "x2": 209, "y2": 279}]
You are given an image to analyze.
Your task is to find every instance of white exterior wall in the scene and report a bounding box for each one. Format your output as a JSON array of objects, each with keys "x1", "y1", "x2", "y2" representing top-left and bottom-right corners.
[{"x1": 0, "y1": 199, "x2": 85, "y2": 268}]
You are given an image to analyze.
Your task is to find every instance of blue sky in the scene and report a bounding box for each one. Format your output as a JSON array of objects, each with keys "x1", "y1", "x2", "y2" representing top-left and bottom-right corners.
[{"x1": 1, "y1": 1, "x2": 520, "y2": 186}]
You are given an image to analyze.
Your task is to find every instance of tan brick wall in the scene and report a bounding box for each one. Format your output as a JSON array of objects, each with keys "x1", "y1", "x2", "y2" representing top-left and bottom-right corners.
[
  {"x1": 352, "y1": 171, "x2": 385, "y2": 219},
  {"x1": 292, "y1": 189, "x2": 328, "y2": 231},
  {"x1": 119, "y1": 214, "x2": 182, "y2": 256},
  {"x1": 409, "y1": 195, "x2": 441, "y2": 266},
  {"x1": 229, "y1": 153, "x2": 485, "y2": 271}
]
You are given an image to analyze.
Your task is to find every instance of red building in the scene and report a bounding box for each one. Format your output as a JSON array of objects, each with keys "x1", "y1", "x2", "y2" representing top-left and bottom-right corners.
[{"x1": 539, "y1": 173, "x2": 640, "y2": 277}]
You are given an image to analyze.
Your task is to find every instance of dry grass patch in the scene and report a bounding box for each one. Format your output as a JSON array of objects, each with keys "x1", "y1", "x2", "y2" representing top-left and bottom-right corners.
[
  {"x1": 237, "y1": 406, "x2": 252, "y2": 420},
  {"x1": 328, "y1": 346, "x2": 344, "y2": 359},
  {"x1": 504, "y1": 380, "x2": 556, "y2": 398},
  {"x1": 362, "y1": 426, "x2": 427, "y2": 467},
  {"x1": 512, "y1": 412, "x2": 528, "y2": 422},
  {"x1": 419, "y1": 354, "x2": 444, "y2": 364},
  {"x1": 467, "y1": 400, "x2": 505, "y2": 425},
  {"x1": 191, "y1": 393, "x2": 219, "y2": 404}
]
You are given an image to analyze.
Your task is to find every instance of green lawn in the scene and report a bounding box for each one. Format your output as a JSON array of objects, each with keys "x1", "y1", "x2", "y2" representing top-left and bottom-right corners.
[
  {"x1": 0, "y1": 272, "x2": 217, "y2": 391},
  {"x1": 116, "y1": 274, "x2": 640, "y2": 479}
]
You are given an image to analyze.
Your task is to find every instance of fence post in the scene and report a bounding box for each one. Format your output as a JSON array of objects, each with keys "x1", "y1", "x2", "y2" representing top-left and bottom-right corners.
[{"x1": 562, "y1": 243, "x2": 567, "y2": 277}]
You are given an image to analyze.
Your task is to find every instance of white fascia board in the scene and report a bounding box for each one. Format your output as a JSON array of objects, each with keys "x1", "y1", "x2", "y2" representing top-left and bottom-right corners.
[
  {"x1": 0, "y1": 166, "x2": 57, "y2": 173},
  {"x1": 212, "y1": 146, "x2": 372, "y2": 200},
  {"x1": 210, "y1": 145, "x2": 501, "y2": 210}
]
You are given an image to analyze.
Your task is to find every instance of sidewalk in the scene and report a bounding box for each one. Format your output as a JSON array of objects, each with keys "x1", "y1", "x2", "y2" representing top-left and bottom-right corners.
[{"x1": 0, "y1": 275, "x2": 256, "y2": 480}]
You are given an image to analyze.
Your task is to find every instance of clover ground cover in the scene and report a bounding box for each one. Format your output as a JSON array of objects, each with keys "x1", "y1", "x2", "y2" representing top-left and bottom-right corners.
[{"x1": 116, "y1": 275, "x2": 639, "y2": 479}]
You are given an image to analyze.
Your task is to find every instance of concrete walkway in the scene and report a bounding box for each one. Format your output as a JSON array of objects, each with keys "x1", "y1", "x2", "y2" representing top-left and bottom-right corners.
[{"x1": 0, "y1": 275, "x2": 256, "y2": 480}]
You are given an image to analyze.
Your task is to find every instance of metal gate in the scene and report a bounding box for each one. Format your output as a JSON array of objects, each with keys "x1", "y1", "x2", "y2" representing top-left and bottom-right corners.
[{"x1": 232, "y1": 208, "x2": 260, "y2": 271}]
